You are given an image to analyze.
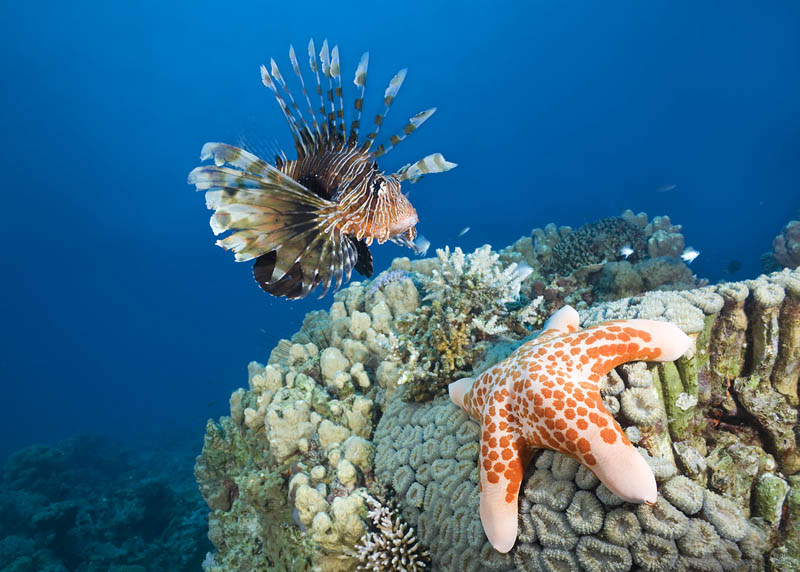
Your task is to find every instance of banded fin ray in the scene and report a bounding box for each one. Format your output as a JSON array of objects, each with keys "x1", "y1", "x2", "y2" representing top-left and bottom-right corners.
[
  {"x1": 396, "y1": 152, "x2": 458, "y2": 183},
  {"x1": 373, "y1": 107, "x2": 436, "y2": 158},
  {"x1": 319, "y1": 40, "x2": 338, "y2": 144},
  {"x1": 308, "y1": 39, "x2": 331, "y2": 142},
  {"x1": 330, "y1": 46, "x2": 347, "y2": 143},
  {"x1": 361, "y1": 68, "x2": 407, "y2": 150},
  {"x1": 347, "y1": 52, "x2": 369, "y2": 147},
  {"x1": 269, "y1": 58, "x2": 313, "y2": 152},
  {"x1": 289, "y1": 44, "x2": 322, "y2": 141},
  {"x1": 259, "y1": 67, "x2": 308, "y2": 157}
]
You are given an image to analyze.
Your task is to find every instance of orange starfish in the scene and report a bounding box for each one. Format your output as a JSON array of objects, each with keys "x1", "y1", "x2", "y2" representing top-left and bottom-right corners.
[{"x1": 449, "y1": 305, "x2": 691, "y2": 553}]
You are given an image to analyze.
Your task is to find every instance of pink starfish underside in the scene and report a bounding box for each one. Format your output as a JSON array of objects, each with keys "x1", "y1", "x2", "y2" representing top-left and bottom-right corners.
[{"x1": 449, "y1": 305, "x2": 691, "y2": 553}]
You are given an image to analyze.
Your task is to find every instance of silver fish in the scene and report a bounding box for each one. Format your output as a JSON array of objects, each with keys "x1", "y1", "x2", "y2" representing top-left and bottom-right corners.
[{"x1": 681, "y1": 246, "x2": 700, "y2": 264}]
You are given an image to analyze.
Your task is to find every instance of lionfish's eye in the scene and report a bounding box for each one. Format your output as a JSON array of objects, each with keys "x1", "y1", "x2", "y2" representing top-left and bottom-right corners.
[{"x1": 371, "y1": 178, "x2": 384, "y2": 192}]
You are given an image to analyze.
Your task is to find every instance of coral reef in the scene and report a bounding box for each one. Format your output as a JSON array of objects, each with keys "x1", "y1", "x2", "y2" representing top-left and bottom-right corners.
[
  {"x1": 500, "y1": 210, "x2": 699, "y2": 312},
  {"x1": 391, "y1": 245, "x2": 545, "y2": 401},
  {"x1": 353, "y1": 492, "x2": 429, "y2": 571},
  {"x1": 0, "y1": 435, "x2": 208, "y2": 572},
  {"x1": 195, "y1": 211, "x2": 800, "y2": 571},
  {"x1": 771, "y1": 219, "x2": 800, "y2": 270},
  {"x1": 371, "y1": 267, "x2": 800, "y2": 571}
]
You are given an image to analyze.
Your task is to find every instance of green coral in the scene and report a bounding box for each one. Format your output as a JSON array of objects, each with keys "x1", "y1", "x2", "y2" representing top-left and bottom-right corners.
[{"x1": 195, "y1": 417, "x2": 315, "y2": 571}]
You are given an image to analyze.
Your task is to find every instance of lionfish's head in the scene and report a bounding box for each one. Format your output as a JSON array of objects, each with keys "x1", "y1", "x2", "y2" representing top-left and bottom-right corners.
[{"x1": 368, "y1": 172, "x2": 418, "y2": 243}]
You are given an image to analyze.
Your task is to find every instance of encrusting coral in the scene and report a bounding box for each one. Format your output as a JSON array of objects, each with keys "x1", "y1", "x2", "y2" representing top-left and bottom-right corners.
[{"x1": 195, "y1": 211, "x2": 800, "y2": 572}]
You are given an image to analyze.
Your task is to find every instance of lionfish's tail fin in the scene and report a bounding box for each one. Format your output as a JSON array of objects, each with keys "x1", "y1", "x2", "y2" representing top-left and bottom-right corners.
[
  {"x1": 288, "y1": 44, "x2": 322, "y2": 142},
  {"x1": 361, "y1": 68, "x2": 407, "y2": 151},
  {"x1": 396, "y1": 153, "x2": 458, "y2": 183},
  {"x1": 347, "y1": 52, "x2": 369, "y2": 147},
  {"x1": 188, "y1": 143, "x2": 360, "y2": 299},
  {"x1": 260, "y1": 65, "x2": 307, "y2": 158},
  {"x1": 308, "y1": 39, "x2": 331, "y2": 143},
  {"x1": 372, "y1": 107, "x2": 436, "y2": 158}
]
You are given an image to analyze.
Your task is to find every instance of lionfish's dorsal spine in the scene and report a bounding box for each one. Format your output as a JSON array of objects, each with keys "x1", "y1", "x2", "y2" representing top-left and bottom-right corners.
[
  {"x1": 395, "y1": 152, "x2": 458, "y2": 183},
  {"x1": 347, "y1": 52, "x2": 369, "y2": 147},
  {"x1": 308, "y1": 39, "x2": 331, "y2": 145},
  {"x1": 330, "y1": 46, "x2": 347, "y2": 144},
  {"x1": 373, "y1": 107, "x2": 437, "y2": 158},
  {"x1": 269, "y1": 58, "x2": 315, "y2": 154},
  {"x1": 319, "y1": 41, "x2": 339, "y2": 145},
  {"x1": 260, "y1": 40, "x2": 453, "y2": 165},
  {"x1": 260, "y1": 65, "x2": 307, "y2": 158},
  {"x1": 288, "y1": 44, "x2": 322, "y2": 146},
  {"x1": 361, "y1": 68, "x2": 407, "y2": 151}
]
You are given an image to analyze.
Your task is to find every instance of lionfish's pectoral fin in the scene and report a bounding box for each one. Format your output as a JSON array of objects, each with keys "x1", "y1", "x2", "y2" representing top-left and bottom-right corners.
[
  {"x1": 188, "y1": 142, "x2": 360, "y2": 300},
  {"x1": 395, "y1": 153, "x2": 457, "y2": 183}
]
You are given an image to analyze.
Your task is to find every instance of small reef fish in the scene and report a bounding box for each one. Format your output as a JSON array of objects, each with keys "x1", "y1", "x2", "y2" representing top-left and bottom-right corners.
[
  {"x1": 681, "y1": 246, "x2": 700, "y2": 264},
  {"x1": 458, "y1": 227, "x2": 471, "y2": 237},
  {"x1": 188, "y1": 40, "x2": 456, "y2": 299},
  {"x1": 619, "y1": 245, "x2": 634, "y2": 259},
  {"x1": 656, "y1": 183, "x2": 677, "y2": 193},
  {"x1": 413, "y1": 235, "x2": 431, "y2": 257},
  {"x1": 513, "y1": 261, "x2": 533, "y2": 281}
]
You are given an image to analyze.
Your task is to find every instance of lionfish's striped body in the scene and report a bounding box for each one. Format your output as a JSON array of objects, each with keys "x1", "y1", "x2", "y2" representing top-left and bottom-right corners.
[{"x1": 188, "y1": 40, "x2": 455, "y2": 299}]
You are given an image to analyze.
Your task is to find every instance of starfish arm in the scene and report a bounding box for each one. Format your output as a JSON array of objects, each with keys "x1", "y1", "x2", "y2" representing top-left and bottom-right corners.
[
  {"x1": 562, "y1": 319, "x2": 692, "y2": 380},
  {"x1": 478, "y1": 418, "x2": 528, "y2": 553},
  {"x1": 531, "y1": 304, "x2": 581, "y2": 346},
  {"x1": 449, "y1": 376, "x2": 477, "y2": 417},
  {"x1": 572, "y1": 411, "x2": 657, "y2": 504}
]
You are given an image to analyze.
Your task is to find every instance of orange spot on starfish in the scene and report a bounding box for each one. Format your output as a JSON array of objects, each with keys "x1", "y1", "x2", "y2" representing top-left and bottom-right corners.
[{"x1": 601, "y1": 427, "x2": 618, "y2": 444}]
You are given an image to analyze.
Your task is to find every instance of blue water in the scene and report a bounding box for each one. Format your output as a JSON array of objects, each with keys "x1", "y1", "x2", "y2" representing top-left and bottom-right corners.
[{"x1": 1, "y1": 0, "x2": 798, "y2": 462}]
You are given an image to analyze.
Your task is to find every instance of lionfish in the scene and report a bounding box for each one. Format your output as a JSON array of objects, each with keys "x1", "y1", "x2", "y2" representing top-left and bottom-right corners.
[{"x1": 188, "y1": 40, "x2": 456, "y2": 299}]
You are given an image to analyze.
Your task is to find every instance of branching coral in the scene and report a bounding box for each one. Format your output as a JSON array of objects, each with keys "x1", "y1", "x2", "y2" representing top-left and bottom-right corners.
[
  {"x1": 390, "y1": 245, "x2": 545, "y2": 401},
  {"x1": 353, "y1": 493, "x2": 430, "y2": 572}
]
